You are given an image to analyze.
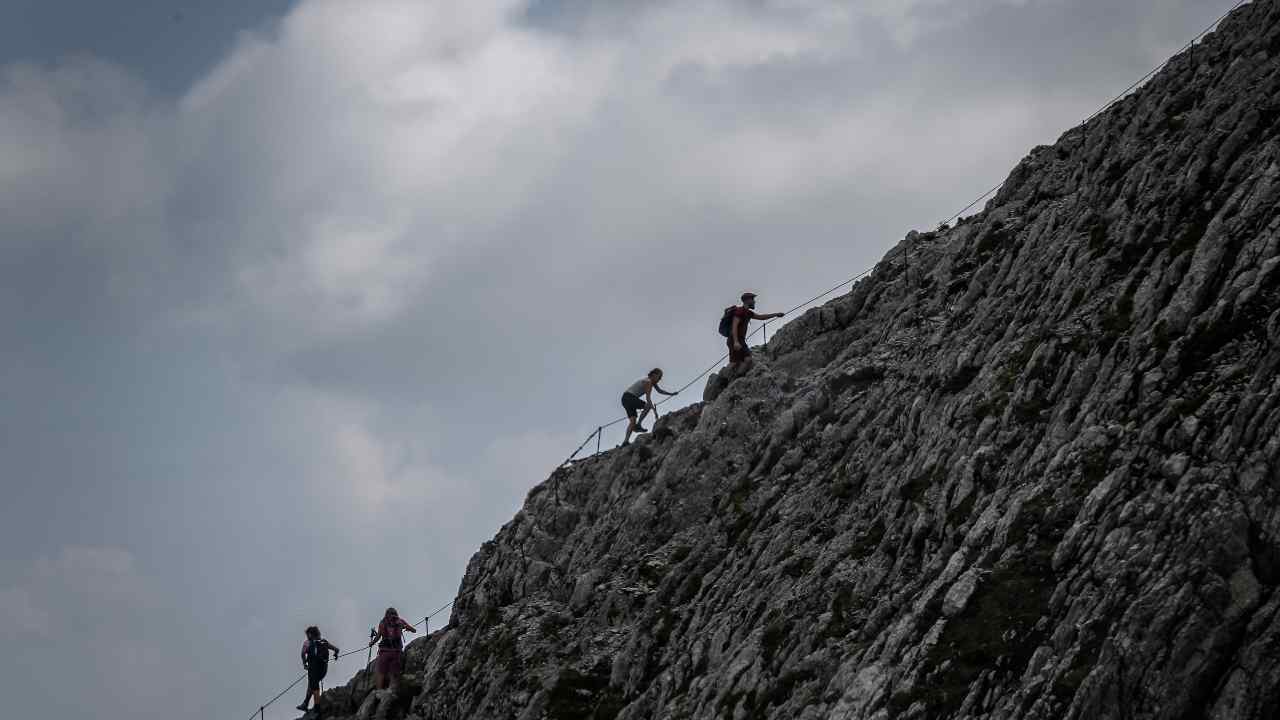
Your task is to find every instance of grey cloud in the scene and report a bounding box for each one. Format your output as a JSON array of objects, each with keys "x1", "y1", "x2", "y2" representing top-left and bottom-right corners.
[
  {"x1": 0, "y1": 587, "x2": 48, "y2": 636},
  {"x1": 0, "y1": 0, "x2": 297, "y2": 96}
]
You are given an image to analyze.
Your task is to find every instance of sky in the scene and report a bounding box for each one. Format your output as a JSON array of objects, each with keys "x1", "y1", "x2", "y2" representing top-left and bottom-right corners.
[{"x1": 0, "y1": 1, "x2": 1244, "y2": 718}]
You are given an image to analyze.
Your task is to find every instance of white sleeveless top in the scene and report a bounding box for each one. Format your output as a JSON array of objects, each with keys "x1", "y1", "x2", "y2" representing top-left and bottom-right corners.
[{"x1": 625, "y1": 378, "x2": 649, "y2": 396}]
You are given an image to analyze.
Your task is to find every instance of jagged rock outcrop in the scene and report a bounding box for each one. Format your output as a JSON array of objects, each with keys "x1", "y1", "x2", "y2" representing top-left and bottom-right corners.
[{"x1": 313, "y1": 2, "x2": 1280, "y2": 718}]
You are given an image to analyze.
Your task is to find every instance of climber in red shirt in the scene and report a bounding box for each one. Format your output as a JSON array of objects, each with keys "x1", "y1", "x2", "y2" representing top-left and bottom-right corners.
[{"x1": 724, "y1": 292, "x2": 785, "y2": 368}]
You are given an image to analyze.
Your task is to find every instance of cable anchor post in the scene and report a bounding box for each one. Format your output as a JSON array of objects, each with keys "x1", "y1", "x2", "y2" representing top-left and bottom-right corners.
[{"x1": 595, "y1": 426, "x2": 602, "y2": 456}]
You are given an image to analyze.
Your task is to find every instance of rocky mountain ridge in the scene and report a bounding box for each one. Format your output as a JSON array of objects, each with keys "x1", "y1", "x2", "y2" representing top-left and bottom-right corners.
[{"x1": 308, "y1": 2, "x2": 1280, "y2": 717}]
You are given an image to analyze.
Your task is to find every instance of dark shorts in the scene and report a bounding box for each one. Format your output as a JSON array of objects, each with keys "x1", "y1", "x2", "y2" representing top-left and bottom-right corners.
[
  {"x1": 728, "y1": 337, "x2": 752, "y2": 364},
  {"x1": 375, "y1": 648, "x2": 403, "y2": 676},
  {"x1": 307, "y1": 664, "x2": 328, "y2": 692},
  {"x1": 621, "y1": 392, "x2": 646, "y2": 418}
]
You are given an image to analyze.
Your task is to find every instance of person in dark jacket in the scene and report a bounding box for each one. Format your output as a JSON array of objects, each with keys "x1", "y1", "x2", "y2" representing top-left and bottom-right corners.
[
  {"x1": 297, "y1": 626, "x2": 339, "y2": 712},
  {"x1": 368, "y1": 607, "x2": 417, "y2": 690}
]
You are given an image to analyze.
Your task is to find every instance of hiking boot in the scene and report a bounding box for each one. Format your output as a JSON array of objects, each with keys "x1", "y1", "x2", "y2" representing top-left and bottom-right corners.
[
  {"x1": 296, "y1": 705, "x2": 309, "y2": 712},
  {"x1": 621, "y1": 440, "x2": 630, "y2": 447},
  {"x1": 634, "y1": 425, "x2": 648, "y2": 433}
]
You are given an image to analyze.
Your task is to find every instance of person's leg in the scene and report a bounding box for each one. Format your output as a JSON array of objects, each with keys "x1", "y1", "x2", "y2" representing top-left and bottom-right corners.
[
  {"x1": 631, "y1": 397, "x2": 649, "y2": 432},
  {"x1": 386, "y1": 653, "x2": 402, "y2": 691},
  {"x1": 728, "y1": 340, "x2": 752, "y2": 373},
  {"x1": 727, "y1": 339, "x2": 741, "y2": 370},
  {"x1": 299, "y1": 678, "x2": 317, "y2": 710},
  {"x1": 622, "y1": 394, "x2": 640, "y2": 444},
  {"x1": 390, "y1": 654, "x2": 406, "y2": 691},
  {"x1": 379, "y1": 654, "x2": 399, "y2": 689},
  {"x1": 623, "y1": 400, "x2": 635, "y2": 445},
  {"x1": 374, "y1": 648, "x2": 391, "y2": 690}
]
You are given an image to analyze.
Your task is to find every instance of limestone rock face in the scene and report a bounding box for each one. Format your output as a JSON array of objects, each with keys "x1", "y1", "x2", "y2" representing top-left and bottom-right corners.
[{"x1": 315, "y1": 3, "x2": 1280, "y2": 718}]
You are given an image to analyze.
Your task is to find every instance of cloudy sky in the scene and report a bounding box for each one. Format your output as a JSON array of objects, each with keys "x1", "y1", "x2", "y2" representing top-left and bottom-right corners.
[{"x1": 0, "y1": 1, "x2": 1240, "y2": 718}]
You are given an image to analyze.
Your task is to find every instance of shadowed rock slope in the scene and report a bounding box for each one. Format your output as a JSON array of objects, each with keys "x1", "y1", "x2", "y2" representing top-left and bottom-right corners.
[{"x1": 314, "y1": 3, "x2": 1280, "y2": 718}]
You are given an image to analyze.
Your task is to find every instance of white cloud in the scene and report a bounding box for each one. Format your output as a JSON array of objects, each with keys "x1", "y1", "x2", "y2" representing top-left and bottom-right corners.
[
  {"x1": 0, "y1": 60, "x2": 169, "y2": 238},
  {"x1": 267, "y1": 388, "x2": 573, "y2": 529},
  {"x1": 856, "y1": 0, "x2": 1035, "y2": 47},
  {"x1": 48, "y1": 545, "x2": 137, "y2": 575},
  {"x1": 0, "y1": 546, "x2": 192, "y2": 717},
  {"x1": 173, "y1": 0, "x2": 606, "y2": 339},
  {"x1": 31, "y1": 545, "x2": 150, "y2": 602},
  {"x1": 264, "y1": 386, "x2": 455, "y2": 517},
  {"x1": 0, "y1": 546, "x2": 149, "y2": 639}
]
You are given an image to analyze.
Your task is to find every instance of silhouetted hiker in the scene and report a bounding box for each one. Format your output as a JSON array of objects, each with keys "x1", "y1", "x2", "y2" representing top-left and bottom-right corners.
[
  {"x1": 368, "y1": 607, "x2": 417, "y2": 691},
  {"x1": 720, "y1": 292, "x2": 784, "y2": 369},
  {"x1": 297, "y1": 626, "x2": 339, "y2": 713},
  {"x1": 622, "y1": 368, "x2": 678, "y2": 446}
]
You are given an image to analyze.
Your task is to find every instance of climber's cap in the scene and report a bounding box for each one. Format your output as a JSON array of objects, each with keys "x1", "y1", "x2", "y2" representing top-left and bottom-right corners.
[{"x1": 741, "y1": 292, "x2": 757, "y2": 301}]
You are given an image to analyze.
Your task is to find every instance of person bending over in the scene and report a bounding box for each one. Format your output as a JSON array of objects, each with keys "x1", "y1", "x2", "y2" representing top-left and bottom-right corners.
[{"x1": 621, "y1": 368, "x2": 677, "y2": 446}]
